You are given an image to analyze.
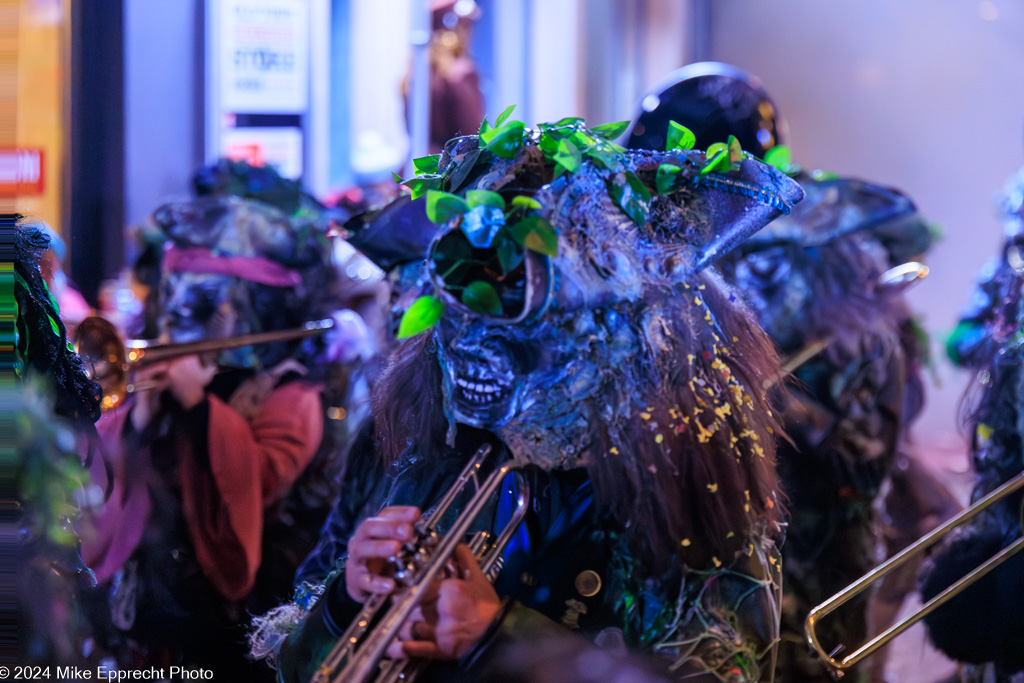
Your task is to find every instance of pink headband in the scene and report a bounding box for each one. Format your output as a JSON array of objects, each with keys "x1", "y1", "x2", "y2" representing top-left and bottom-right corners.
[{"x1": 162, "y1": 245, "x2": 303, "y2": 287}]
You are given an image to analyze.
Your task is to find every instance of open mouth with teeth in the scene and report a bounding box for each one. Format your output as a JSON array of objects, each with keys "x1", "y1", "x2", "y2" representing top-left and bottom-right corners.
[{"x1": 445, "y1": 368, "x2": 518, "y2": 428}]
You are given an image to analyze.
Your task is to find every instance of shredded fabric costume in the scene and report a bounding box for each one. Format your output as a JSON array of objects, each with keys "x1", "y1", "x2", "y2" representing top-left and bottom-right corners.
[
  {"x1": 921, "y1": 166, "x2": 1024, "y2": 681},
  {"x1": 716, "y1": 174, "x2": 934, "y2": 682},
  {"x1": 253, "y1": 118, "x2": 803, "y2": 681}
]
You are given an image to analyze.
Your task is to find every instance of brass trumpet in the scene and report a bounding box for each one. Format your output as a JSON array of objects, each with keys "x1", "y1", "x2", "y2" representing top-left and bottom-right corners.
[
  {"x1": 804, "y1": 469, "x2": 1024, "y2": 677},
  {"x1": 73, "y1": 316, "x2": 334, "y2": 410},
  {"x1": 312, "y1": 443, "x2": 531, "y2": 683}
]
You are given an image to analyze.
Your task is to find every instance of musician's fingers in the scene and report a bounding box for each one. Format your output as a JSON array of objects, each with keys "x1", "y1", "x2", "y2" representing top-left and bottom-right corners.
[
  {"x1": 398, "y1": 605, "x2": 426, "y2": 641},
  {"x1": 377, "y1": 506, "x2": 422, "y2": 522},
  {"x1": 386, "y1": 640, "x2": 439, "y2": 660},
  {"x1": 411, "y1": 621, "x2": 436, "y2": 642},
  {"x1": 398, "y1": 618, "x2": 436, "y2": 643},
  {"x1": 361, "y1": 568, "x2": 395, "y2": 594},
  {"x1": 349, "y1": 539, "x2": 402, "y2": 562},
  {"x1": 452, "y1": 544, "x2": 487, "y2": 584},
  {"x1": 133, "y1": 362, "x2": 170, "y2": 385},
  {"x1": 355, "y1": 517, "x2": 415, "y2": 542}
]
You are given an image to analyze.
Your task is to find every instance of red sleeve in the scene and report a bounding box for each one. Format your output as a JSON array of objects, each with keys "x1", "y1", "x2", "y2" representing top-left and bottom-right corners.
[{"x1": 179, "y1": 381, "x2": 324, "y2": 601}]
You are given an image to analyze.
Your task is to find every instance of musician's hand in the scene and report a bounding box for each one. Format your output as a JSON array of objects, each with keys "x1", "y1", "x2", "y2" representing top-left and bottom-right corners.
[
  {"x1": 165, "y1": 354, "x2": 216, "y2": 410},
  {"x1": 388, "y1": 544, "x2": 501, "y2": 661},
  {"x1": 346, "y1": 506, "x2": 421, "y2": 602},
  {"x1": 129, "y1": 361, "x2": 171, "y2": 431}
]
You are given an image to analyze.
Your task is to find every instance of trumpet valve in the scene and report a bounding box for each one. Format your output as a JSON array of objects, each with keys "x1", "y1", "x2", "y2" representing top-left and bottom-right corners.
[{"x1": 485, "y1": 557, "x2": 504, "y2": 583}]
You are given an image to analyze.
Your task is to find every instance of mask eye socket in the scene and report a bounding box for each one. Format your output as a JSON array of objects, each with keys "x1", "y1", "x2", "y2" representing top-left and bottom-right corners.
[{"x1": 429, "y1": 227, "x2": 551, "y2": 323}]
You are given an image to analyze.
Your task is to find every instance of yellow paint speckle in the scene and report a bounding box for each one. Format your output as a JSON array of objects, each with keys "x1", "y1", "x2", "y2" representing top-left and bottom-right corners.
[
  {"x1": 707, "y1": 483, "x2": 718, "y2": 493},
  {"x1": 681, "y1": 538, "x2": 691, "y2": 547},
  {"x1": 655, "y1": 433, "x2": 664, "y2": 444},
  {"x1": 712, "y1": 556, "x2": 722, "y2": 568},
  {"x1": 640, "y1": 412, "x2": 652, "y2": 420},
  {"x1": 609, "y1": 447, "x2": 619, "y2": 455}
]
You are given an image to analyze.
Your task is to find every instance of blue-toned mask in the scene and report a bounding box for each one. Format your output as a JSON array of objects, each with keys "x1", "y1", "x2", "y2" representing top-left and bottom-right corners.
[{"x1": 406, "y1": 120, "x2": 803, "y2": 467}]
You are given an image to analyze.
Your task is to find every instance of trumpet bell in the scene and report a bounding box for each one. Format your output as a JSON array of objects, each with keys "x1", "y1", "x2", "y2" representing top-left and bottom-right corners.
[{"x1": 73, "y1": 316, "x2": 129, "y2": 410}]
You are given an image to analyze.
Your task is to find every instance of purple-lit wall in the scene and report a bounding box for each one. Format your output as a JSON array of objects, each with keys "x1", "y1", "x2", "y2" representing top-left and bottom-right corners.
[
  {"x1": 709, "y1": 0, "x2": 1024, "y2": 459},
  {"x1": 123, "y1": 0, "x2": 204, "y2": 233}
]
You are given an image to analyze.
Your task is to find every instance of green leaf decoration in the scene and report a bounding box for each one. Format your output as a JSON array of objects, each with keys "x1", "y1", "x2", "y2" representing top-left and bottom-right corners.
[
  {"x1": 397, "y1": 295, "x2": 444, "y2": 339},
  {"x1": 667, "y1": 121, "x2": 696, "y2": 151},
  {"x1": 509, "y1": 215, "x2": 559, "y2": 256},
  {"x1": 586, "y1": 145, "x2": 623, "y2": 171},
  {"x1": 700, "y1": 144, "x2": 731, "y2": 176},
  {"x1": 480, "y1": 121, "x2": 526, "y2": 159},
  {"x1": 554, "y1": 138, "x2": 583, "y2": 174},
  {"x1": 403, "y1": 175, "x2": 443, "y2": 200},
  {"x1": 425, "y1": 190, "x2": 470, "y2": 224},
  {"x1": 539, "y1": 116, "x2": 584, "y2": 130},
  {"x1": 538, "y1": 132, "x2": 560, "y2": 158},
  {"x1": 656, "y1": 163, "x2": 682, "y2": 194},
  {"x1": 705, "y1": 142, "x2": 728, "y2": 158},
  {"x1": 392, "y1": 171, "x2": 403, "y2": 184},
  {"x1": 461, "y1": 281, "x2": 503, "y2": 315},
  {"x1": 495, "y1": 104, "x2": 517, "y2": 128},
  {"x1": 511, "y1": 195, "x2": 542, "y2": 211},
  {"x1": 591, "y1": 120, "x2": 630, "y2": 140},
  {"x1": 568, "y1": 127, "x2": 598, "y2": 150},
  {"x1": 495, "y1": 233, "x2": 525, "y2": 274},
  {"x1": 764, "y1": 145, "x2": 793, "y2": 173},
  {"x1": 608, "y1": 171, "x2": 652, "y2": 226},
  {"x1": 466, "y1": 189, "x2": 506, "y2": 210},
  {"x1": 413, "y1": 154, "x2": 441, "y2": 175},
  {"x1": 727, "y1": 135, "x2": 744, "y2": 164},
  {"x1": 478, "y1": 116, "x2": 492, "y2": 136}
]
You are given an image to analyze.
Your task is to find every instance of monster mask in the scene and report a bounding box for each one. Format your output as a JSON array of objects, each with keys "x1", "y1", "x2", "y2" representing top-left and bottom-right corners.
[
  {"x1": 394, "y1": 117, "x2": 804, "y2": 470},
  {"x1": 147, "y1": 195, "x2": 333, "y2": 368},
  {"x1": 716, "y1": 177, "x2": 932, "y2": 355}
]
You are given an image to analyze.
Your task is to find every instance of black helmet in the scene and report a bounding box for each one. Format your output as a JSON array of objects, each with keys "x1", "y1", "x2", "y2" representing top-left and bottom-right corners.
[{"x1": 624, "y1": 62, "x2": 786, "y2": 158}]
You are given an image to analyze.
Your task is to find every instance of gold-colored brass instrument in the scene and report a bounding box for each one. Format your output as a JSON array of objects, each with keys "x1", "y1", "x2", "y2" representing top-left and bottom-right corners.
[
  {"x1": 312, "y1": 443, "x2": 530, "y2": 683},
  {"x1": 74, "y1": 316, "x2": 334, "y2": 410},
  {"x1": 804, "y1": 469, "x2": 1024, "y2": 677}
]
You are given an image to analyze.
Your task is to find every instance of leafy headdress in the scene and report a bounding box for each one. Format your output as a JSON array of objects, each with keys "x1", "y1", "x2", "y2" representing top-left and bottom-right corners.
[{"x1": 370, "y1": 111, "x2": 804, "y2": 573}]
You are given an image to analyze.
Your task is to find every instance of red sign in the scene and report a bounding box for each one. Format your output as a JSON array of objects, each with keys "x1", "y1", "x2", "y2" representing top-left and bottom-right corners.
[{"x1": 0, "y1": 148, "x2": 46, "y2": 196}]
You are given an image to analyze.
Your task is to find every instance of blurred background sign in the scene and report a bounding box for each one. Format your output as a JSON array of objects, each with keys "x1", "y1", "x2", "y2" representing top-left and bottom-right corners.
[
  {"x1": 207, "y1": 0, "x2": 312, "y2": 180},
  {"x1": 0, "y1": 148, "x2": 45, "y2": 196}
]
